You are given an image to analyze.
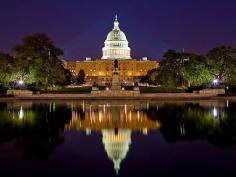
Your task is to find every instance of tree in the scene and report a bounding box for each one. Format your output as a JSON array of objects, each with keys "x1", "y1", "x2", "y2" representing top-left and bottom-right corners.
[
  {"x1": 139, "y1": 69, "x2": 158, "y2": 85},
  {"x1": 63, "y1": 68, "x2": 72, "y2": 85},
  {"x1": 13, "y1": 33, "x2": 66, "y2": 90},
  {"x1": 0, "y1": 52, "x2": 13, "y2": 90},
  {"x1": 206, "y1": 46, "x2": 236, "y2": 85},
  {"x1": 156, "y1": 50, "x2": 213, "y2": 88},
  {"x1": 182, "y1": 55, "x2": 212, "y2": 87},
  {"x1": 14, "y1": 33, "x2": 63, "y2": 60},
  {"x1": 77, "y1": 69, "x2": 85, "y2": 85},
  {"x1": 156, "y1": 50, "x2": 187, "y2": 88},
  {"x1": 163, "y1": 49, "x2": 182, "y2": 60},
  {"x1": 139, "y1": 75, "x2": 149, "y2": 84},
  {"x1": 147, "y1": 69, "x2": 158, "y2": 85}
]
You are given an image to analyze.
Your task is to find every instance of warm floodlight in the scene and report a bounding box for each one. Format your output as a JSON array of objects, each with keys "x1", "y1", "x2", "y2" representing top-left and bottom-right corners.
[
  {"x1": 213, "y1": 79, "x2": 218, "y2": 84},
  {"x1": 18, "y1": 80, "x2": 24, "y2": 85},
  {"x1": 19, "y1": 106, "x2": 24, "y2": 119}
]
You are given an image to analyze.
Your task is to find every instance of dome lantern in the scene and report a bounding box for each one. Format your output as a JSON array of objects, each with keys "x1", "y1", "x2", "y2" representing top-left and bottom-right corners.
[{"x1": 113, "y1": 14, "x2": 119, "y2": 30}]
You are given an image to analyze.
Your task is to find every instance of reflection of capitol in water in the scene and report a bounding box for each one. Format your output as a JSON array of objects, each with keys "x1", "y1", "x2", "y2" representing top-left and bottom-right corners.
[
  {"x1": 65, "y1": 102, "x2": 160, "y2": 174},
  {"x1": 102, "y1": 129, "x2": 131, "y2": 174},
  {"x1": 2, "y1": 100, "x2": 232, "y2": 175}
]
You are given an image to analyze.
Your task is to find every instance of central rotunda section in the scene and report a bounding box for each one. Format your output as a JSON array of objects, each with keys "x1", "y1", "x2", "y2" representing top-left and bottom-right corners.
[{"x1": 102, "y1": 15, "x2": 131, "y2": 60}]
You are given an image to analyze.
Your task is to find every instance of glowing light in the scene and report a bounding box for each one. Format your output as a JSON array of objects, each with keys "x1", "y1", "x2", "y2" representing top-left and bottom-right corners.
[
  {"x1": 180, "y1": 124, "x2": 185, "y2": 135},
  {"x1": 213, "y1": 79, "x2": 218, "y2": 84},
  {"x1": 99, "y1": 111, "x2": 103, "y2": 122},
  {"x1": 89, "y1": 105, "x2": 92, "y2": 119},
  {"x1": 213, "y1": 107, "x2": 218, "y2": 117},
  {"x1": 86, "y1": 128, "x2": 91, "y2": 135},
  {"x1": 137, "y1": 111, "x2": 140, "y2": 120},
  {"x1": 18, "y1": 80, "x2": 24, "y2": 85},
  {"x1": 142, "y1": 128, "x2": 148, "y2": 135},
  {"x1": 82, "y1": 100, "x2": 85, "y2": 112},
  {"x1": 19, "y1": 106, "x2": 24, "y2": 119},
  {"x1": 124, "y1": 104, "x2": 127, "y2": 115},
  {"x1": 53, "y1": 102, "x2": 56, "y2": 112},
  {"x1": 106, "y1": 87, "x2": 109, "y2": 91},
  {"x1": 49, "y1": 103, "x2": 52, "y2": 112}
]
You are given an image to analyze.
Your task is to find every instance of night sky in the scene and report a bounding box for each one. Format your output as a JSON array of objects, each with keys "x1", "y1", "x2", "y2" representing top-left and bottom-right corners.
[{"x1": 0, "y1": 0, "x2": 236, "y2": 60}]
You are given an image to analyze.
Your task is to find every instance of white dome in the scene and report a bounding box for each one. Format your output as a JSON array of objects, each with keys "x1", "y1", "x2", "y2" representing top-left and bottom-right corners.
[
  {"x1": 106, "y1": 30, "x2": 127, "y2": 41},
  {"x1": 102, "y1": 15, "x2": 131, "y2": 60}
]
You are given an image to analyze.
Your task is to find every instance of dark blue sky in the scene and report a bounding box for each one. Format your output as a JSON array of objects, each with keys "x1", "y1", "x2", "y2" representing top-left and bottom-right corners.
[{"x1": 0, "y1": 0, "x2": 236, "y2": 60}]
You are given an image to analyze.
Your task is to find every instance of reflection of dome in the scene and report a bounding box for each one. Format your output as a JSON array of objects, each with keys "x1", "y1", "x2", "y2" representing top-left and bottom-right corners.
[
  {"x1": 102, "y1": 15, "x2": 131, "y2": 60},
  {"x1": 102, "y1": 129, "x2": 131, "y2": 175}
]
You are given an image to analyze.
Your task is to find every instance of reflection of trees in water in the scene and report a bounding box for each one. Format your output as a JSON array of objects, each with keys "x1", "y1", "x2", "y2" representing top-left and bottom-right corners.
[
  {"x1": 146, "y1": 103, "x2": 236, "y2": 147},
  {"x1": 0, "y1": 103, "x2": 71, "y2": 159}
]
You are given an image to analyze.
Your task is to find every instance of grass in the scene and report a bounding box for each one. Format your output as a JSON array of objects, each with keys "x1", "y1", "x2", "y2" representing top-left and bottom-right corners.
[
  {"x1": 41, "y1": 86, "x2": 92, "y2": 94},
  {"x1": 139, "y1": 86, "x2": 186, "y2": 93}
]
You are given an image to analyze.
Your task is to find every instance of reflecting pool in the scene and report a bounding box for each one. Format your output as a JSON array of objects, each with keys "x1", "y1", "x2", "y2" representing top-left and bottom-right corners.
[{"x1": 0, "y1": 100, "x2": 236, "y2": 177}]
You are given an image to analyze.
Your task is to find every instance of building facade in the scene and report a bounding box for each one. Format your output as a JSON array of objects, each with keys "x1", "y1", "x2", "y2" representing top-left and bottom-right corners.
[{"x1": 63, "y1": 15, "x2": 158, "y2": 85}]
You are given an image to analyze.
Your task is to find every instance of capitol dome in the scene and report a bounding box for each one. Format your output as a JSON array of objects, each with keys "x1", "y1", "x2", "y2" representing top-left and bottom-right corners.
[
  {"x1": 102, "y1": 15, "x2": 131, "y2": 60},
  {"x1": 106, "y1": 29, "x2": 127, "y2": 41}
]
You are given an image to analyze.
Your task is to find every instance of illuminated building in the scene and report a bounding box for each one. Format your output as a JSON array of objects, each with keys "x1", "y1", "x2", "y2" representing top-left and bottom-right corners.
[{"x1": 62, "y1": 15, "x2": 158, "y2": 84}]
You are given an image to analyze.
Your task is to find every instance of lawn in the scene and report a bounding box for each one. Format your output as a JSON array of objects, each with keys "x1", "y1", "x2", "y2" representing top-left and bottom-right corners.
[
  {"x1": 41, "y1": 86, "x2": 92, "y2": 94},
  {"x1": 139, "y1": 86, "x2": 186, "y2": 93}
]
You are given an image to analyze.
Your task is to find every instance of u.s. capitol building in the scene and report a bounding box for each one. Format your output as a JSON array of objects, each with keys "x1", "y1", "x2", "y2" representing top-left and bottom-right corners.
[{"x1": 63, "y1": 15, "x2": 158, "y2": 85}]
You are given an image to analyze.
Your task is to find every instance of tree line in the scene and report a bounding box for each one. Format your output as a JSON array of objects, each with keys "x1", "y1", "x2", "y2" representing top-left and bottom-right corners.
[
  {"x1": 1, "y1": 33, "x2": 236, "y2": 92},
  {"x1": 144, "y1": 46, "x2": 236, "y2": 89}
]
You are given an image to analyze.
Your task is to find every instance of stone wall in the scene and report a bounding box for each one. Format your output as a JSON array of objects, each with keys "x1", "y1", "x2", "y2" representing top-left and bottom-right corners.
[
  {"x1": 198, "y1": 89, "x2": 225, "y2": 94},
  {"x1": 7, "y1": 90, "x2": 33, "y2": 96}
]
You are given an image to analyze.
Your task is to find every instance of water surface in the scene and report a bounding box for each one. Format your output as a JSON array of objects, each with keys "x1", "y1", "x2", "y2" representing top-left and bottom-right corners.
[{"x1": 0, "y1": 100, "x2": 235, "y2": 177}]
